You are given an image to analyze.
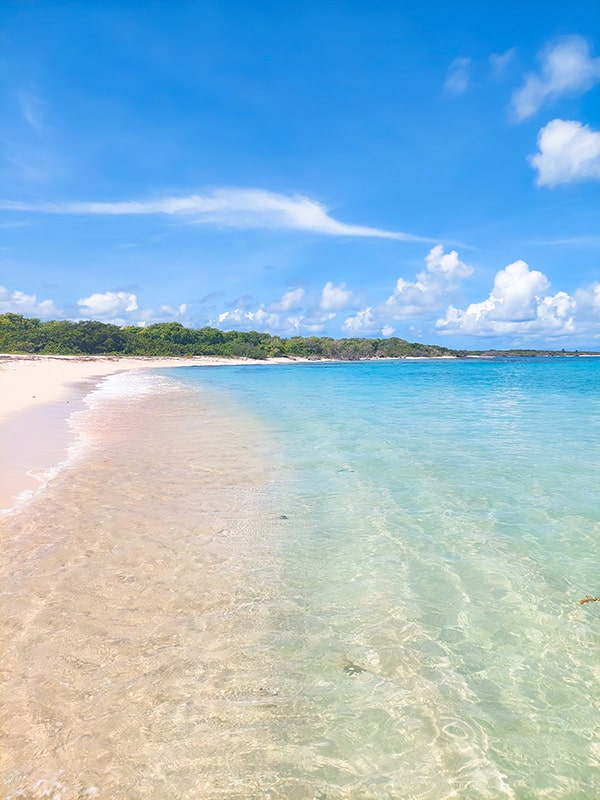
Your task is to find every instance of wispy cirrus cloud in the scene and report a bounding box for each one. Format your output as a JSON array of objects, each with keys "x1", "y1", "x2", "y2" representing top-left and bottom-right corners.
[
  {"x1": 489, "y1": 48, "x2": 516, "y2": 78},
  {"x1": 17, "y1": 90, "x2": 46, "y2": 135},
  {"x1": 444, "y1": 57, "x2": 471, "y2": 95},
  {"x1": 0, "y1": 188, "x2": 430, "y2": 241},
  {"x1": 511, "y1": 36, "x2": 600, "y2": 121}
]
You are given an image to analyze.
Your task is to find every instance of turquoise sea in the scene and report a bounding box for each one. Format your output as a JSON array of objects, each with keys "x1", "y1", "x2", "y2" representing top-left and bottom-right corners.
[
  {"x1": 3, "y1": 357, "x2": 600, "y2": 800},
  {"x1": 165, "y1": 357, "x2": 600, "y2": 798}
]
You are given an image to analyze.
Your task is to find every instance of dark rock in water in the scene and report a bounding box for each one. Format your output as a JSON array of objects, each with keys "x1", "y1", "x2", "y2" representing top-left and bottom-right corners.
[
  {"x1": 279, "y1": 514, "x2": 289, "y2": 520},
  {"x1": 342, "y1": 659, "x2": 366, "y2": 675}
]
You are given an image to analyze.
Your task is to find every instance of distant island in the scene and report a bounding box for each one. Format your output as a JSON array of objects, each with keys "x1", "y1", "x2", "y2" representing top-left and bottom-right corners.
[{"x1": 0, "y1": 313, "x2": 596, "y2": 360}]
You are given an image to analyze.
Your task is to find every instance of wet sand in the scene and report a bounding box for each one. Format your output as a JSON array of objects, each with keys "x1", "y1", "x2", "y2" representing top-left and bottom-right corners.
[
  {"x1": 0, "y1": 354, "x2": 298, "y2": 512},
  {"x1": 0, "y1": 371, "x2": 286, "y2": 799}
]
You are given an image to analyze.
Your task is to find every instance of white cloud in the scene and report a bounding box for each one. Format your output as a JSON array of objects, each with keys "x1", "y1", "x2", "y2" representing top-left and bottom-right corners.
[
  {"x1": 218, "y1": 307, "x2": 281, "y2": 330},
  {"x1": 479, "y1": 259, "x2": 550, "y2": 320},
  {"x1": 216, "y1": 280, "x2": 356, "y2": 334},
  {"x1": 320, "y1": 281, "x2": 355, "y2": 311},
  {"x1": 511, "y1": 36, "x2": 600, "y2": 121},
  {"x1": 384, "y1": 245, "x2": 472, "y2": 318},
  {"x1": 270, "y1": 287, "x2": 305, "y2": 311},
  {"x1": 424, "y1": 244, "x2": 473, "y2": 279},
  {"x1": 530, "y1": 119, "x2": 600, "y2": 187},
  {"x1": 343, "y1": 307, "x2": 377, "y2": 334},
  {"x1": 77, "y1": 291, "x2": 139, "y2": 318},
  {"x1": 286, "y1": 312, "x2": 335, "y2": 334},
  {"x1": 159, "y1": 303, "x2": 187, "y2": 317},
  {"x1": 437, "y1": 260, "x2": 576, "y2": 336},
  {"x1": 132, "y1": 303, "x2": 189, "y2": 327},
  {"x1": 444, "y1": 57, "x2": 471, "y2": 95},
  {"x1": 0, "y1": 285, "x2": 59, "y2": 317},
  {"x1": 0, "y1": 188, "x2": 430, "y2": 241},
  {"x1": 344, "y1": 245, "x2": 473, "y2": 334},
  {"x1": 217, "y1": 304, "x2": 336, "y2": 335}
]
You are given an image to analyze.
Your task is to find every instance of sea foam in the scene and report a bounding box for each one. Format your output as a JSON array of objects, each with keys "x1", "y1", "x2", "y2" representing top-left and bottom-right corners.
[{"x1": 1, "y1": 369, "x2": 184, "y2": 516}]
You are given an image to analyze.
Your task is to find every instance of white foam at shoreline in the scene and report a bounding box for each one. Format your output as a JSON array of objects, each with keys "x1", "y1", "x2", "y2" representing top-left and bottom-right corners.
[
  {"x1": 83, "y1": 368, "x2": 186, "y2": 408},
  {"x1": 1, "y1": 369, "x2": 186, "y2": 516}
]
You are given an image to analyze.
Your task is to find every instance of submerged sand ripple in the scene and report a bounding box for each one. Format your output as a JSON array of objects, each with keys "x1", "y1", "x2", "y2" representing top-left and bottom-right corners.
[{"x1": 0, "y1": 380, "x2": 284, "y2": 799}]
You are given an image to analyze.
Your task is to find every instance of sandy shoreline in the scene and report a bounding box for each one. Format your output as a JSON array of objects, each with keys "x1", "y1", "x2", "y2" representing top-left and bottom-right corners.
[
  {"x1": 0, "y1": 353, "x2": 303, "y2": 422},
  {"x1": 0, "y1": 368, "x2": 281, "y2": 797},
  {"x1": 0, "y1": 353, "x2": 295, "y2": 513}
]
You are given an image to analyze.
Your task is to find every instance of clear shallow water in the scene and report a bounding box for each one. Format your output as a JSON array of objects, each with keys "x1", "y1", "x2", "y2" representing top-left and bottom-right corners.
[
  {"x1": 2, "y1": 358, "x2": 600, "y2": 799},
  {"x1": 167, "y1": 358, "x2": 600, "y2": 798}
]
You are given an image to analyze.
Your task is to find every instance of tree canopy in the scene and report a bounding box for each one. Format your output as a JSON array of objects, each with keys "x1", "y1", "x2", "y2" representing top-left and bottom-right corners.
[
  {"x1": 0, "y1": 313, "x2": 456, "y2": 359},
  {"x1": 0, "y1": 314, "x2": 591, "y2": 360}
]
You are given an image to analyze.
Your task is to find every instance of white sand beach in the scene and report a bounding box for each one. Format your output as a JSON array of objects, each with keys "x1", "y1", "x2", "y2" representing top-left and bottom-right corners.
[
  {"x1": 0, "y1": 357, "x2": 280, "y2": 797},
  {"x1": 0, "y1": 353, "x2": 296, "y2": 512},
  {"x1": 0, "y1": 353, "x2": 300, "y2": 422}
]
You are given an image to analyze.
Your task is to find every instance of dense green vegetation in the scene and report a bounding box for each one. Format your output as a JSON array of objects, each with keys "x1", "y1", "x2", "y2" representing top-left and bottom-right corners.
[
  {"x1": 0, "y1": 313, "x2": 594, "y2": 360},
  {"x1": 0, "y1": 313, "x2": 456, "y2": 359}
]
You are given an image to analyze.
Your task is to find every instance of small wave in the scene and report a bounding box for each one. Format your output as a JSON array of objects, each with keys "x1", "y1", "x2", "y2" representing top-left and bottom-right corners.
[
  {"x1": 83, "y1": 368, "x2": 185, "y2": 408},
  {"x1": 1, "y1": 369, "x2": 185, "y2": 516}
]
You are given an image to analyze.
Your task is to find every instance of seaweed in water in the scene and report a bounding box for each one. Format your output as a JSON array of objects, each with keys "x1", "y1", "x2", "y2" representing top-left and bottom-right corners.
[{"x1": 342, "y1": 659, "x2": 366, "y2": 675}]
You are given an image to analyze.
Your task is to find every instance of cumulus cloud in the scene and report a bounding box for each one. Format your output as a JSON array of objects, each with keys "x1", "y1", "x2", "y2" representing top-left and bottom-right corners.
[
  {"x1": 0, "y1": 285, "x2": 59, "y2": 317},
  {"x1": 286, "y1": 312, "x2": 336, "y2": 334},
  {"x1": 511, "y1": 36, "x2": 600, "y2": 121},
  {"x1": 343, "y1": 307, "x2": 377, "y2": 335},
  {"x1": 217, "y1": 304, "x2": 335, "y2": 335},
  {"x1": 215, "y1": 280, "x2": 356, "y2": 334},
  {"x1": 75, "y1": 291, "x2": 188, "y2": 326},
  {"x1": 344, "y1": 245, "x2": 473, "y2": 334},
  {"x1": 391, "y1": 244, "x2": 473, "y2": 313},
  {"x1": 320, "y1": 281, "x2": 355, "y2": 311},
  {"x1": 77, "y1": 291, "x2": 138, "y2": 318},
  {"x1": 270, "y1": 287, "x2": 305, "y2": 311},
  {"x1": 444, "y1": 57, "x2": 471, "y2": 94},
  {"x1": 0, "y1": 187, "x2": 430, "y2": 242},
  {"x1": 157, "y1": 303, "x2": 188, "y2": 317},
  {"x1": 530, "y1": 119, "x2": 600, "y2": 187},
  {"x1": 437, "y1": 260, "x2": 576, "y2": 336},
  {"x1": 214, "y1": 282, "x2": 358, "y2": 334},
  {"x1": 218, "y1": 307, "x2": 282, "y2": 330}
]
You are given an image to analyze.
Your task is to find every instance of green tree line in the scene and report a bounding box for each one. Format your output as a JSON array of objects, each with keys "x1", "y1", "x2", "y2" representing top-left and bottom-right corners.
[{"x1": 0, "y1": 313, "x2": 456, "y2": 359}]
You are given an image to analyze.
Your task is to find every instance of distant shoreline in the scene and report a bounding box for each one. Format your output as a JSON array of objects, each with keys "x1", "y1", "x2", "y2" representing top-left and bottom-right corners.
[
  {"x1": 3, "y1": 349, "x2": 599, "y2": 423},
  {"x1": 5, "y1": 313, "x2": 598, "y2": 362}
]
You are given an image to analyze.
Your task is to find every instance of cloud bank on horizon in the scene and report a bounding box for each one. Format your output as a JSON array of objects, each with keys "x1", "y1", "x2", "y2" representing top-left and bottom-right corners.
[{"x1": 1, "y1": 4, "x2": 599, "y2": 349}]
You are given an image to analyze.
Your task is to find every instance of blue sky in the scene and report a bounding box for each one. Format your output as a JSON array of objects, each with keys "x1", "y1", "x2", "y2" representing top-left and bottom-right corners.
[{"x1": 1, "y1": 1, "x2": 599, "y2": 349}]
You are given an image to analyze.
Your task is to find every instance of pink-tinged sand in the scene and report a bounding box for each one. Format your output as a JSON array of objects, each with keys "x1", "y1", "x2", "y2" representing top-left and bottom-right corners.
[
  {"x1": 0, "y1": 353, "x2": 299, "y2": 512},
  {"x1": 0, "y1": 353, "x2": 301, "y2": 422}
]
